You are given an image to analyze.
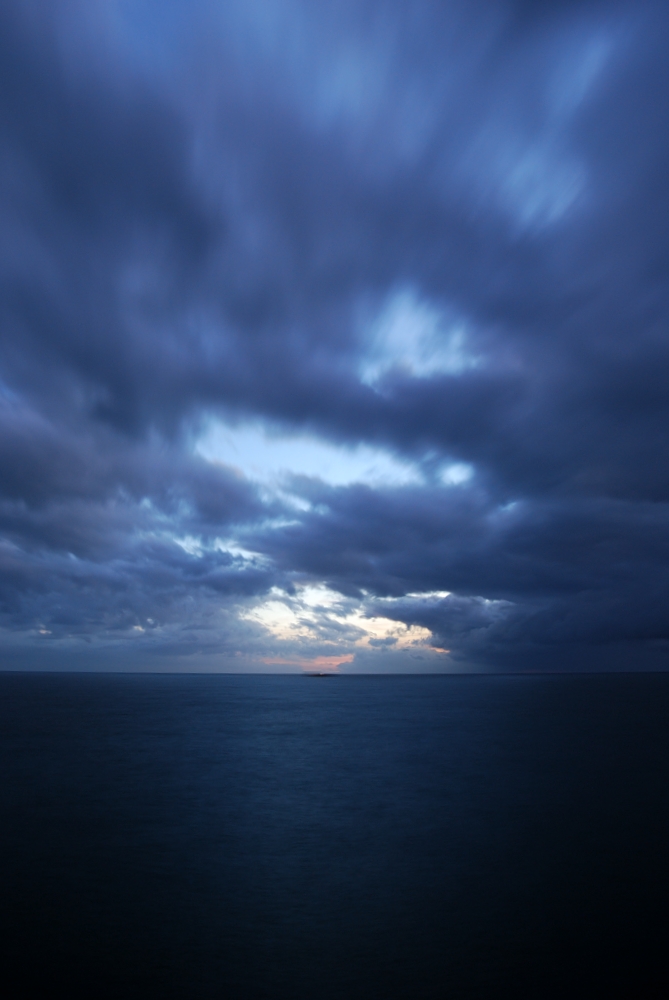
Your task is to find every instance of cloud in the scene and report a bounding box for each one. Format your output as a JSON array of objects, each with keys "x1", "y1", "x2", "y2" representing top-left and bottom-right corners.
[{"x1": 1, "y1": 0, "x2": 669, "y2": 671}]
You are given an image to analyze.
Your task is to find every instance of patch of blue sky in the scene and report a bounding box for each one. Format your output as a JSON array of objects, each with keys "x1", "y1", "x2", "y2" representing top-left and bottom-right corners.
[
  {"x1": 360, "y1": 287, "x2": 480, "y2": 384},
  {"x1": 196, "y1": 419, "x2": 473, "y2": 491},
  {"x1": 196, "y1": 421, "x2": 422, "y2": 488},
  {"x1": 172, "y1": 534, "x2": 269, "y2": 564}
]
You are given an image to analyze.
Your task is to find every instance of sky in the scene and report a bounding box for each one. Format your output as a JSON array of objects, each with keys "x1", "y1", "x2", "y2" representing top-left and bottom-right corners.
[{"x1": 1, "y1": 0, "x2": 668, "y2": 673}]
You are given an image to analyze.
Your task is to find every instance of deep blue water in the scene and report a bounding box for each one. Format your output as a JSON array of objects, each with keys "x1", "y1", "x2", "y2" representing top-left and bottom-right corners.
[{"x1": 1, "y1": 672, "x2": 668, "y2": 998}]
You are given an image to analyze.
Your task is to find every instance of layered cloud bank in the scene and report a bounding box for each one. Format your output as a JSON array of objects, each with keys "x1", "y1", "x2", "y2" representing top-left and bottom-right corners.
[{"x1": 1, "y1": 0, "x2": 668, "y2": 671}]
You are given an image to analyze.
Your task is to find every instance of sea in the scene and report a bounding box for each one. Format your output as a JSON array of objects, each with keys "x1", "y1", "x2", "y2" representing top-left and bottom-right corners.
[{"x1": 1, "y1": 672, "x2": 668, "y2": 999}]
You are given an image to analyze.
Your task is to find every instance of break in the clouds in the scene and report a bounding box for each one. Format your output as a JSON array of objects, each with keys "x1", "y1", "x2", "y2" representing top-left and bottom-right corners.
[{"x1": 1, "y1": 0, "x2": 669, "y2": 672}]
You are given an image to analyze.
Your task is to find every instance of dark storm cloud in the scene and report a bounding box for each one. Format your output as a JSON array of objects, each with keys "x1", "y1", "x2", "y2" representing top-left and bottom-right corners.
[
  {"x1": 1, "y1": 0, "x2": 668, "y2": 669},
  {"x1": 249, "y1": 481, "x2": 669, "y2": 667}
]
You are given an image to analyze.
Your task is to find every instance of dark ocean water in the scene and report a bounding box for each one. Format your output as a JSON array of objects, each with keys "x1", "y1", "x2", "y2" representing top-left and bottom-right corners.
[{"x1": 1, "y1": 672, "x2": 668, "y2": 999}]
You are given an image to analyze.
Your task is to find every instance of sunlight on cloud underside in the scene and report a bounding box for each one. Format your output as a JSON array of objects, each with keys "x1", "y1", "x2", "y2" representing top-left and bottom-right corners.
[{"x1": 241, "y1": 584, "x2": 438, "y2": 657}]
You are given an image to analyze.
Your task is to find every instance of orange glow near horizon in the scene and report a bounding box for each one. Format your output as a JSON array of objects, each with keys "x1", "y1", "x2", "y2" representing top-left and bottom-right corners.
[{"x1": 260, "y1": 653, "x2": 355, "y2": 672}]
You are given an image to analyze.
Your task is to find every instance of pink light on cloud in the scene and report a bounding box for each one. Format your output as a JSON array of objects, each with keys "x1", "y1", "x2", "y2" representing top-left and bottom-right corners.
[{"x1": 260, "y1": 654, "x2": 354, "y2": 672}]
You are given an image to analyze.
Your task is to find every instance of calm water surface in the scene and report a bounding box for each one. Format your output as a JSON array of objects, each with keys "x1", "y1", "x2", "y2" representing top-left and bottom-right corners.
[{"x1": 1, "y1": 672, "x2": 668, "y2": 998}]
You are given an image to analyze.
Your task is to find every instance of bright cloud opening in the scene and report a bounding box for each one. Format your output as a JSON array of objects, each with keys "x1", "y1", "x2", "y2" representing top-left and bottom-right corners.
[
  {"x1": 196, "y1": 421, "x2": 422, "y2": 488},
  {"x1": 360, "y1": 288, "x2": 480, "y2": 384},
  {"x1": 241, "y1": 584, "x2": 443, "y2": 658},
  {"x1": 196, "y1": 419, "x2": 474, "y2": 492}
]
